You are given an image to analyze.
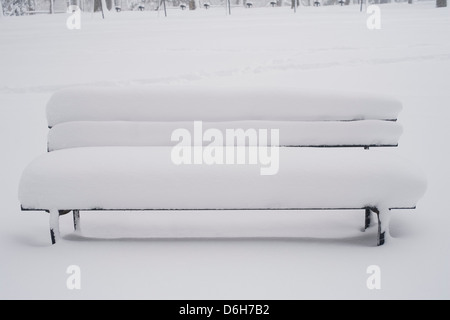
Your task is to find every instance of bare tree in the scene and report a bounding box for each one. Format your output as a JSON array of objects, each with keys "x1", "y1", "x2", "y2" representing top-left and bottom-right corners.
[{"x1": 437, "y1": 0, "x2": 446, "y2": 7}]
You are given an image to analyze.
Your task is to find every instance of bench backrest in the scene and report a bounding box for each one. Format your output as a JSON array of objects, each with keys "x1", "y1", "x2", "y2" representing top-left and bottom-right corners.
[{"x1": 46, "y1": 86, "x2": 403, "y2": 151}]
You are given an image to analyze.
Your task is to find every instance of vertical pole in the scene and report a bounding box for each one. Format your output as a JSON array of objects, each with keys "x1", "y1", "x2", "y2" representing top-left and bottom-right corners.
[
  {"x1": 376, "y1": 208, "x2": 390, "y2": 247},
  {"x1": 100, "y1": 0, "x2": 105, "y2": 19},
  {"x1": 73, "y1": 210, "x2": 81, "y2": 231},
  {"x1": 228, "y1": 0, "x2": 231, "y2": 15},
  {"x1": 377, "y1": 212, "x2": 385, "y2": 246},
  {"x1": 364, "y1": 208, "x2": 371, "y2": 230},
  {"x1": 163, "y1": 0, "x2": 167, "y2": 17},
  {"x1": 49, "y1": 209, "x2": 60, "y2": 245}
]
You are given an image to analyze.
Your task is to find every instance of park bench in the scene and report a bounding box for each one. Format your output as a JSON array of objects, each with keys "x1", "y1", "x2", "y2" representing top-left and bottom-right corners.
[{"x1": 18, "y1": 86, "x2": 427, "y2": 246}]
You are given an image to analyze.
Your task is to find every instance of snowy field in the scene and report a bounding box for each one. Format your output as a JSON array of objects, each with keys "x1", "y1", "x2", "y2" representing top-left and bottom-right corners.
[{"x1": 1, "y1": 2, "x2": 450, "y2": 299}]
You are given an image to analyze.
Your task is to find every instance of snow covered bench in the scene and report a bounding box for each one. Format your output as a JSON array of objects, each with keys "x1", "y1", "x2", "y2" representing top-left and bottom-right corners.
[{"x1": 18, "y1": 86, "x2": 427, "y2": 246}]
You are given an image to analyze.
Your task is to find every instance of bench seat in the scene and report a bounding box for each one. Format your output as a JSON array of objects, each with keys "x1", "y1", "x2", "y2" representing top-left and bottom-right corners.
[{"x1": 19, "y1": 147, "x2": 426, "y2": 211}]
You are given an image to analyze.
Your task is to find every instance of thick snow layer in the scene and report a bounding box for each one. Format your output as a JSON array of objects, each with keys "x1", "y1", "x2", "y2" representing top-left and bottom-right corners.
[
  {"x1": 48, "y1": 120, "x2": 403, "y2": 151},
  {"x1": 46, "y1": 86, "x2": 402, "y2": 127},
  {"x1": 19, "y1": 147, "x2": 426, "y2": 211}
]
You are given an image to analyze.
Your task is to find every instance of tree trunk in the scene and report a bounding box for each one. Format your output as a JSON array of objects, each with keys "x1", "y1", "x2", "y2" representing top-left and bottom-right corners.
[
  {"x1": 0, "y1": 0, "x2": 4, "y2": 18},
  {"x1": 291, "y1": 0, "x2": 299, "y2": 8},
  {"x1": 437, "y1": 0, "x2": 447, "y2": 7},
  {"x1": 408, "y1": 0, "x2": 413, "y2": 3},
  {"x1": 189, "y1": 0, "x2": 196, "y2": 9},
  {"x1": 50, "y1": 0, "x2": 54, "y2": 13}
]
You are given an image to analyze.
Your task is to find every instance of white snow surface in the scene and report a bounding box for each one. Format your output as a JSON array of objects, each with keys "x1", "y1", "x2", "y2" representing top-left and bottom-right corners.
[
  {"x1": 19, "y1": 147, "x2": 426, "y2": 210},
  {"x1": 1, "y1": 3, "x2": 450, "y2": 299},
  {"x1": 48, "y1": 120, "x2": 403, "y2": 150},
  {"x1": 46, "y1": 86, "x2": 402, "y2": 127}
]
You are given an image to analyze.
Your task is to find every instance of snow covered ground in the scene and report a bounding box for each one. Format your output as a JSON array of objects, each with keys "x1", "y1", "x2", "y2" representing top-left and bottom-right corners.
[{"x1": 1, "y1": 2, "x2": 450, "y2": 299}]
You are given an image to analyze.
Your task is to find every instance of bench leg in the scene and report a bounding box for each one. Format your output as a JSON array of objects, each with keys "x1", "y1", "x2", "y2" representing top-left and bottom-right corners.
[
  {"x1": 376, "y1": 208, "x2": 391, "y2": 247},
  {"x1": 49, "y1": 209, "x2": 61, "y2": 245},
  {"x1": 73, "y1": 210, "x2": 81, "y2": 232},
  {"x1": 364, "y1": 208, "x2": 371, "y2": 230}
]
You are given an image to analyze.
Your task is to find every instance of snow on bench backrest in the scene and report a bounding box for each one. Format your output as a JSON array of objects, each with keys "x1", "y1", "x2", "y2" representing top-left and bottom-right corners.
[
  {"x1": 47, "y1": 86, "x2": 402, "y2": 126},
  {"x1": 46, "y1": 86, "x2": 404, "y2": 151}
]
